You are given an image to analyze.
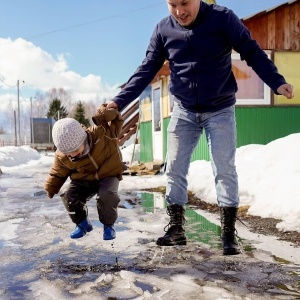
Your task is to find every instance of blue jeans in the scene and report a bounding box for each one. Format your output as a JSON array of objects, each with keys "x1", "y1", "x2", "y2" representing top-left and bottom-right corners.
[{"x1": 166, "y1": 104, "x2": 239, "y2": 208}]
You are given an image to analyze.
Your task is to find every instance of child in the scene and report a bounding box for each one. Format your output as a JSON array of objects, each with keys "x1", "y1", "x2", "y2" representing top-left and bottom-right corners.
[{"x1": 44, "y1": 104, "x2": 124, "y2": 240}]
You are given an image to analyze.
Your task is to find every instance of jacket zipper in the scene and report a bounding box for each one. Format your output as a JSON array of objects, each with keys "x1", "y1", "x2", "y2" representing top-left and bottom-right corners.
[
  {"x1": 88, "y1": 153, "x2": 100, "y2": 180},
  {"x1": 186, "y1": 30, "x2": 198, "y2": 107}
]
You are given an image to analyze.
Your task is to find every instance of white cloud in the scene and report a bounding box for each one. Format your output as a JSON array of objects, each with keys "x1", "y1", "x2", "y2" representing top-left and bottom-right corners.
[{"x1": 0, "y1": 37, "x2": 119, "y2": 104}]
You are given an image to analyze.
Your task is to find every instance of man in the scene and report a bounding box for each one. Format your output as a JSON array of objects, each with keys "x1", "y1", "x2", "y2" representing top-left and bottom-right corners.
[{"x1": 107, "y1": 0, "x2": 294, "y2": 255}]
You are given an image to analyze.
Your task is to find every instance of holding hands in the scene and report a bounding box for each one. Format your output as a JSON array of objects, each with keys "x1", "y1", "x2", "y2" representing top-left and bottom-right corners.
[{"x1": 106, "y1": 101, "x2": 118, "y2": 110}]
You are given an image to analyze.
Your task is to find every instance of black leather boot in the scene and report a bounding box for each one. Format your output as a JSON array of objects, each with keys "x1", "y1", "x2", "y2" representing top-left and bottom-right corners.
[
  {"x1": 220, "y1": 207, "x2": 241, "y2": 255},
  {"x1": 156, "y1": 204, "x2": 187, "y2": 246}
]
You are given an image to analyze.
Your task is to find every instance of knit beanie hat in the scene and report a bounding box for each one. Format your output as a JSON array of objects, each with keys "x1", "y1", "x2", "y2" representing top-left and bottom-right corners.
[{"x1": 52, "y1": 118, "x2": 87, "y2": 154}]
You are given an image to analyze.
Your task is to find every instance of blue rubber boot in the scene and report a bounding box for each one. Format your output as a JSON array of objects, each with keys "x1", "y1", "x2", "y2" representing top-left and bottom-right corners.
[
  {"x1": 103, "y1": 225, "x2": 116, "y2": 240},
  {"x1": 70, "y1": 218, "x2": 93, "y2": 239}
]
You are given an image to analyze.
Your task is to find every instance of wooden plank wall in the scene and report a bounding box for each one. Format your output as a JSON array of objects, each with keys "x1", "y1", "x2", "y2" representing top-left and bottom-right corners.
[{"x1": 243, "y1": 1, "x2": 300, "y2": 50}]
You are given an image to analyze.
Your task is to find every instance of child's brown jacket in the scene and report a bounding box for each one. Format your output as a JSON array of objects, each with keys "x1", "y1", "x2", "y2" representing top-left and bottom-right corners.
[{"x1": 44, "y1": 105, "x2": 124, "y2": 197}]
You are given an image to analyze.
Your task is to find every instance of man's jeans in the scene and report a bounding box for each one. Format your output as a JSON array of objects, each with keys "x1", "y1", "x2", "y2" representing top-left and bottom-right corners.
[{"x1": 166, "y1": 104, "x2": 239, "y2": 208}]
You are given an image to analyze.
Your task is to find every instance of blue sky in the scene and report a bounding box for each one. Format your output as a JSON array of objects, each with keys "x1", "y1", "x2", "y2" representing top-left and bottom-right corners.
[{"x1": 0, "y1": 0, "x2": 289, "y2": 110}]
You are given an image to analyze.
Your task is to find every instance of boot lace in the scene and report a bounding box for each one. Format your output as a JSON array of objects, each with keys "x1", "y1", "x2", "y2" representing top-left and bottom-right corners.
[{"x1": 164, "y1": 205, "x2": 185, "y2": 232}]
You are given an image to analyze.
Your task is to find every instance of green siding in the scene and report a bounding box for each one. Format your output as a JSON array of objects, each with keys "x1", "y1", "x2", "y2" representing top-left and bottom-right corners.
[
  {"x1": 191, "y1": 133, "x2": 210, "y2": 162},
  {"x1": 235, "y1": 107, "x2": 300, "y2": 146},
  {"x1": 163, "y1": 118, "x2": 210, "y2": 162},
  {"x1": 193, "y1": 107, "x2": 300, "y2": 161},
  {"x1": 163, "y1": 118, "x2": 170, "y2": 160},
  {"x1": 140, "y1": 121, "x2": 153, "y2": 163},
  {"x1": 140, "y1": 107, "x2": 300, "y2": 163}
]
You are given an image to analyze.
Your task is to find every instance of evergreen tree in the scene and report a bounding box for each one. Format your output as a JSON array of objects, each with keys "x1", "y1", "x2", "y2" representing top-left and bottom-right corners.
[
  {"x1": 74, "y1": 101, "x2": 90, "y2": 127},
  {"x1": 47, "y1": 98, "x2": 68, "y2": 120}
]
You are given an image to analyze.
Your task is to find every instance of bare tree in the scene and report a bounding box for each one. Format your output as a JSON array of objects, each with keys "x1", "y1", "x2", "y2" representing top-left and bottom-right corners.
[{"x1": 46, "y1": 88, "x2": 73, "y2": 108}]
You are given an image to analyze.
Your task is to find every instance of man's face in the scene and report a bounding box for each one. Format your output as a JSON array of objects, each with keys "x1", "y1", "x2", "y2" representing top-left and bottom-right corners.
[{"x1": 167, "y1": 0, "x2": 201, "y2": 27}]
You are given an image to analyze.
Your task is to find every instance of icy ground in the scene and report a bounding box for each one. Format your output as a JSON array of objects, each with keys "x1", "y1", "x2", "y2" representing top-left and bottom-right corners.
[{"x1": 0, "y1": 154, "x2": 300, "y2": 300}]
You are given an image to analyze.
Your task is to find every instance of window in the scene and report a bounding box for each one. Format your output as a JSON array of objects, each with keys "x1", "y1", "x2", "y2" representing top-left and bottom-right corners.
[
  {"x1": 153, "y1": 87, "x2": 161, "y2": 132},
  {"x1": 232, "y1": 52, "x2": 271, "y2": 105},
  {"x1": 167, "y1": 76, "x2": 174, "y2": 115}
]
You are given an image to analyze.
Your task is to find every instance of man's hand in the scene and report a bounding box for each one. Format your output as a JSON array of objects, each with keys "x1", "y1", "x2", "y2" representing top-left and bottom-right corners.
[
  {"x1": 106, "y1": 101, "x2": 119, "y2": 110},
  {"x1": 277, "y1": 84, "x2": 294, "y2": 99}
]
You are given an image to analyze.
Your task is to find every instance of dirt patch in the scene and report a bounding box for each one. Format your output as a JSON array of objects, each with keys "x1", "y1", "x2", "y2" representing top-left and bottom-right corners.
[{"x1": 143, "y1": 187, "x2": 300, "y2": 247}]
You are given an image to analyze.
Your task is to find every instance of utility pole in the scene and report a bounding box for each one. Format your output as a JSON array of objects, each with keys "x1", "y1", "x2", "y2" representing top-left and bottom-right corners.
[
  {"x1": 17, "y1": 80, "x2": 21, "y2": 145},
  {"x1": 14, "y1": 111, "x2": 17, "y2": 146},
  {"x1": 30, "y1": 97, "x2": 34, "y2": 144},
  {"x1": 16, "y1": 79, "x2": 25, "y2": 146}
]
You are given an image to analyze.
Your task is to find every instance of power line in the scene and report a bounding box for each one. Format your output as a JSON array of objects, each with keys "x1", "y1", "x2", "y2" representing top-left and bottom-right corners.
[
  {"x1": 0, "y1": 77, "x2": 17, "y2": 88},
  {"x1": 25, "y1": 2, "x2": 165, "y2": 40}
]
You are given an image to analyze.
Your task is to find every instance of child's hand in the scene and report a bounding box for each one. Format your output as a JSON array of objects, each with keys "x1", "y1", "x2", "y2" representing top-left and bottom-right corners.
[
  {"x1": 46, "y1": 191, "x2": 54, "y2": 199},
  {"x1": 93, "y1": 104, "x2": 119, "y2": 125},
  {"x1": 96, "y1": 104, "x2": 107, "y2": 115}
]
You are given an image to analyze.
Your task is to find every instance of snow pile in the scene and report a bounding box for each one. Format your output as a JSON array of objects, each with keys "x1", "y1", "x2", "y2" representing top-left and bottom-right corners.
[
  {"x1": 187, "y1": 133, "x2": 300, "y2": 232},
  {"x1": 1, "y1": 133, "x2": 300, "y2": 233},
  {"x1": 0, "y1": 145, "x2": 40, "y2": 167}
]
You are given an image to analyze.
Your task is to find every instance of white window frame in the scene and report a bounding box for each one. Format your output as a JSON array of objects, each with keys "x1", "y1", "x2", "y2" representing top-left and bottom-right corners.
[
  {"x1": 232, "y1": 51, "x2": 271, "y2": 106},
  {"x1": 167, "y1": 75, "x2": 174, "y2": 116}
]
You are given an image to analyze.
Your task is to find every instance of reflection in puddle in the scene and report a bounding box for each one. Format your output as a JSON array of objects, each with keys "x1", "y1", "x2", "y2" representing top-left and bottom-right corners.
[
  {"x1": 139, "y1": 191, "x2": 222, "y2": 248},
  {"x1": 278, "y1": 284, "x2": 300, "y2": 298},
  {"x1": 138, "y1": 191, "x2": 165, "y2": 213},
  {"x1": 185, "y1": 209, "x2": 221, "y2": 248}
]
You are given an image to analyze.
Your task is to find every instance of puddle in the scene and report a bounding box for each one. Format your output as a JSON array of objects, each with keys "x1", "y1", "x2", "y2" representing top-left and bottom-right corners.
[
  {"x1": 32, "y1": 190, "x2": 47, "y2": 197},
  {"x1": 1, "y1": 189, "x2": 299, "y2": 299},
  {"x1": 137, "y1": 191, "x2": 300, "y2": 295},
  {"x1": 138, "y1": 191, "x2": 222, "y2": 248},
  {"x1": 6, "y1": 284, "x2": 31, "y2": 299},
  {"x1": 1, "y1": 260, "x2": 39, "y2": 299},
  {"x1": 278, "y1": 284, "x2": 300, "y2": 298}
]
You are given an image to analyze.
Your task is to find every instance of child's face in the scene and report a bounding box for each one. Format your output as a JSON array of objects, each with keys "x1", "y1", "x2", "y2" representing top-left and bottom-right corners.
[{"x1": 66, "y1": 143, "x2": 85, "y2": 159}]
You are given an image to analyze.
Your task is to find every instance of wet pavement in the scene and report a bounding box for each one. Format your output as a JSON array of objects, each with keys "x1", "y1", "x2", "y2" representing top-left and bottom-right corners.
[{"x1": 0, "y1": 168, "x2": 300, "y2": 299}]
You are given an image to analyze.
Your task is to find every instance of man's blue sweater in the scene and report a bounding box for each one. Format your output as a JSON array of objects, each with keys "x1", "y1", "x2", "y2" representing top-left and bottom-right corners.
[{"x1": 113, "y1": 2, "x2": 286, "y2": 112}]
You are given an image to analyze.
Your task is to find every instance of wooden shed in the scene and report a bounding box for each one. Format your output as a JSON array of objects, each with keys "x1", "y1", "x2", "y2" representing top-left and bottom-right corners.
[{"x1": 242, "y1": 0, "x2": 300, "y2": 50}]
